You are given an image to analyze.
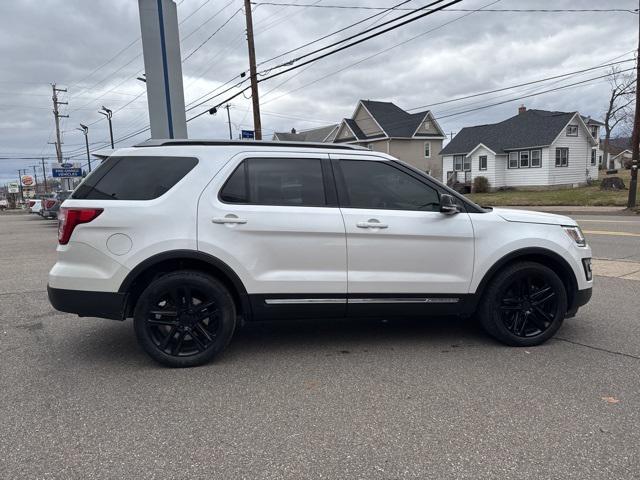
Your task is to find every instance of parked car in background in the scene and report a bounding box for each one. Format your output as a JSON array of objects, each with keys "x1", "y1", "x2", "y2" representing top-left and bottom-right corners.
[
  {"x1": 0, "y1": 199, "x2": 7, "y2": 210},
  {"x1": 41, "y1": 191, "x2": 73, "y2": 219},
  {"x1": 28, "y1": 199, "x2": 43, "y2": 214}
]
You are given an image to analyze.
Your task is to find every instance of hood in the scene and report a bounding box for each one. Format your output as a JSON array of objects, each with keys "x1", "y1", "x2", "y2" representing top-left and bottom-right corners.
[{"x1": 492, "y1": 208, "x2": 577, "y2": 227}]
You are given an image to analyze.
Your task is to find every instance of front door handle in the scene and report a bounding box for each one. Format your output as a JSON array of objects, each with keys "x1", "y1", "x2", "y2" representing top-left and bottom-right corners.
[
  {"x1": 212, "y1": 215, "x2": 247, "y2": 225},
  {"x1": 356, "y1": 220, "x2": 388, "y2": 229}
]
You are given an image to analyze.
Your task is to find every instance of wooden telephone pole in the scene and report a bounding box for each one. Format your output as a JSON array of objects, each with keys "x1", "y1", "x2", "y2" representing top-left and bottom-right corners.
[
  {"x1": 51, "y1": 84, "x2": 68, "y2": 163},
  {"x1": 628, "y1": 3, "x2": 640, "y2": 208},
  {"x1": 244, "y1": 0, "x2": 262, "y2": 140}
]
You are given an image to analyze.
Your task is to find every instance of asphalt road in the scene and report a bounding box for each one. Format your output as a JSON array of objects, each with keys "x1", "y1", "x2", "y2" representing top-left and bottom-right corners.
[
  {"x1": 1, "y1": 212, "x2": 639, "y2": 479},
  {"x1": 575, "y1": 215, "x2": 640, "y2": 262}
]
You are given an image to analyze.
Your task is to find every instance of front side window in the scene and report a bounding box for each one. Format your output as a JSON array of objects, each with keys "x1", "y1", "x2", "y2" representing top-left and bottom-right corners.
[
  {"x1": 591, "y1": 149, "x2": 597, "y2": 165},
  {"x1": 555, "y1": 148, "x2": 569, "y2": 167},
  {"x1": 567, "y1": 125, "x2": 578, "y2": 137},
  {"x1": 479, "y1": 155, "x2": 487, "y2": 170},
  {"x1": 463, "y1": 156, "x2": 471, "y2": 171},
  {"x1": 531, "y1": 149, "x2": 541, "y2": 167},
  {"x1": 453, "y1": 155, "x2": 464, "y2": 171},
  {"x1": 219, "y1": 158, "x2": 325, "y2": 206},
  {"x1": 73, "y1": 156, "x2": 198, "y2": 200},
  {"x1": 424, "y1": 141, "x2": 431, "y2": 158},
  {"x1": 339, "y1": 160, "x2": 440, "y2": 211},
  {"x1": 508, "y1": 152, "x2": 518, "y2": 169},
  {"x1": 519, "y1": 151, "x2": 530, "y2": 168},
  {"x1": 590, "y1": 125, "x2": 598, "y2": 138}
]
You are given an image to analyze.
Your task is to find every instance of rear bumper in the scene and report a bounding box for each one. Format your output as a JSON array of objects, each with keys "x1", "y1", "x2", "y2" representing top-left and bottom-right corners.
[
  {"x1": 567, "y1": 287, "x2": 592, "y2": 318},
  {"x1": 47, "y1": 285, "x2": 128, "y2": 320}
]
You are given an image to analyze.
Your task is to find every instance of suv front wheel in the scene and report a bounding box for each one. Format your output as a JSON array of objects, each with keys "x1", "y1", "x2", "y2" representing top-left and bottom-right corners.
[
  {"x1": 133, "y1": 271, "x2": 236, "y2": 367},
  {"x1": 478, "y1": 262, "x2": 568, "y2": 347}
]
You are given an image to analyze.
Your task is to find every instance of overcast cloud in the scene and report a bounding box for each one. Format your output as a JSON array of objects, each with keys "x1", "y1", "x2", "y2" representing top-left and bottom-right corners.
[{"x1": 0, "y1": 0, "x2": 637, "y2": 185}]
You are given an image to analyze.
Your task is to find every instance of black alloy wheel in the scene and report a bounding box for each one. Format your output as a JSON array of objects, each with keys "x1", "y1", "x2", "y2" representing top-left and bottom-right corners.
[
  {"x1": 479, "y1": 262, "x2": 568, "y2": 346},
  {"x1": 134, "y1": 271, "x2": 236, "y2": 367}
]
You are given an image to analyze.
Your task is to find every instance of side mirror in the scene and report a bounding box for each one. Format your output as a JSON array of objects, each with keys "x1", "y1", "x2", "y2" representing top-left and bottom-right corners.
[{"x1": 440, "y1": 194, "x2": 459, "y2": 215}]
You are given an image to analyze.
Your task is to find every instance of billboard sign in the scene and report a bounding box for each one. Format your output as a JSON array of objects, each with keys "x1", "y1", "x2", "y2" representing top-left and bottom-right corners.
[
  {"x1": 21, "y1": 175, "x2": 35, "y2": 187},
  {"x1": 7, "y1": 182, "x2": 19, "y2": 193},
  {"x1": 52, "y1": 165, "x2": 82, "y2": 178},
  {"x1": 241, "y1": 130, "x2": 255, "y2": 139}
]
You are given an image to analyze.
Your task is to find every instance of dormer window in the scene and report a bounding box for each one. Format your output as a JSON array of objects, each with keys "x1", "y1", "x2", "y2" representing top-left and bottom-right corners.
[
  {"x1": 567, "y1": 125, "x2": 578, "y2": 137},
  {"x1": 590, "y1": 125, "x2": 599, "y2": 139}
]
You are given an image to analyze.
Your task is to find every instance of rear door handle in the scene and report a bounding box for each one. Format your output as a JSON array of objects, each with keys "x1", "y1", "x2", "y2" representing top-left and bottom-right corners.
[
  {"x1": 212, "y1": 215, "x2": 247, "y2": 224},
  {"x1": 356, "y1": 220, "x2": 388, "y2": 229}
]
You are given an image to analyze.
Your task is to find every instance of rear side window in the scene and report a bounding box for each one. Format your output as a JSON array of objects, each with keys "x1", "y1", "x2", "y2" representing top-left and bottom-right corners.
[
  {"x1": 72, "y1": 156, "x2": 198, "y2": 200},
  {"x1": 219, "y1": 158, "x2": 326, "y2": 207}
]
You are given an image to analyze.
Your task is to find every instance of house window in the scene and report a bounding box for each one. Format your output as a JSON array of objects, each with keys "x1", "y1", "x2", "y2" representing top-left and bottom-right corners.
[
  {"x1": 479, "y1": 155, "x2": 487, "y2": 171},
  {"x1": 424, "y1": 141, "x2": 431, "y2": 158},
  {"x1": 463, "y1": 156, "x2": 471, "y2": 172},
  {"x1": 519, "y1": 151, "x2": 530, "y2": 168},
  {"x1": 453, "y1": 155, "x2": 464, "y2": 171},
  {"x1": 590, "y1": 125, "x2": 598, "y2": 139},
  {"x1": 531, "y1": 149, "x2": 541, "y2": 167},
  {"x1": 591, "y1": 149, "x2": 597, "y2": 165},
  {"x1": 555, "y1": 147, "x2": 569, "y2": 167},
  {"x1": 508, "y1": 152, "x2": 518, "y2": 169},
  {"x1": 566, "y1": 125, "x2": 578, "y2": 137}
]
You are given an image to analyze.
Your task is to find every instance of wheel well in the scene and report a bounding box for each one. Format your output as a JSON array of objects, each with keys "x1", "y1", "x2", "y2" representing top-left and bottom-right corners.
[
  {"x1": 122, "y1": 257, "x2": 248, "y2": 319},
  {"x1": 477, "y1": 251, "x2": 577, "y2": 311}
]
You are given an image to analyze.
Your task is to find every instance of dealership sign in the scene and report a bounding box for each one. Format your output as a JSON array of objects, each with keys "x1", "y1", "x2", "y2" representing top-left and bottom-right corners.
[
  {"x1": 52, "y1": 163, "x2": 82, "y2": 178},
  {"x1": 7, "y1": 182, "x2": 19, "y2": 193},
  {"x1": 21, "y1": 175, "x2": 35, "y2": 187}
]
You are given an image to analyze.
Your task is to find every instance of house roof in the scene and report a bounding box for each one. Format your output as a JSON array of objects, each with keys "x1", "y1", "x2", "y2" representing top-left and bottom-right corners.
[
  {"x1": 360, "y1": 100, "x2": 435, "y2": 138},
  {"x1": 344, "y1": 118, "x2": 367, "y2": 140},
  {"x1": 441, "y1": 109, "x2": 595, "y2": 155},
  {"x1": 273, "y1": 124, "x2": 338, "y2": 142}
]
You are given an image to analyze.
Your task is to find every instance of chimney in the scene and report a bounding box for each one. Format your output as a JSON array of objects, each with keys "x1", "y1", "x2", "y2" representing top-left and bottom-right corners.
[
  {"x1": 518, "y1": 105, "x2": 526, "y2": 115},
  {"x1": 291, "y1": 128, "x2": 297, "y2": 134}
]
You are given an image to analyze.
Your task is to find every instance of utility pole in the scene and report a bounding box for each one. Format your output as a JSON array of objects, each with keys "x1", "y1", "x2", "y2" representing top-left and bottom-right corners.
[
  {"x1": 41, "y1": 158, "x2": 48, "y2": 194},
  {"x1": 51, "y1": 84, "x2": 68, "y2": 163},
  {"x1": 628, "y1": 0, "x2": 640, "y2": 208},
  {"x1": 225, "y1": 104, "x2": 233, "y2": 140},
  {"x1": 17, "y1": 169, "x2": 26, "y2": 203},
  {"x1": 77, "y1": 124, "x2": 92, "y2": 172},
  {"x1": 31, "y1": 165, "x2": 39, "y2": 195},
  {"x1": 244, "y1": 0, "x2": 262, "y2": 140}
]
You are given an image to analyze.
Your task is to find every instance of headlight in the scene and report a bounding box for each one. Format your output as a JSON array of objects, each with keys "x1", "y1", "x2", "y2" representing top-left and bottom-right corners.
[{"x1": 563, "y1": 226, "x2": 586, "y2": 247}]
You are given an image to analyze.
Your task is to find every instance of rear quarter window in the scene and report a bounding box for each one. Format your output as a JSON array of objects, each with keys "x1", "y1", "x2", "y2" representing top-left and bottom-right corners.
[{"x1": 73, "y1": 156, "x2": 198, "y2": 200}]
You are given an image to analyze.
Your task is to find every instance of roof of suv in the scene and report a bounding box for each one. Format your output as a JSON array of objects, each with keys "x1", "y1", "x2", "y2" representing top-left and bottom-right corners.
[{"x1": 135, "y1": 139, "x2": 367, "y2": 151}]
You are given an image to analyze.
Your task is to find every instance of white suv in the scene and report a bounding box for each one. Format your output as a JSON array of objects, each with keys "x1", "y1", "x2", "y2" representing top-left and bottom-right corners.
[{"x1": 48, "y1": 140, "x2": 593, "y2": 367}]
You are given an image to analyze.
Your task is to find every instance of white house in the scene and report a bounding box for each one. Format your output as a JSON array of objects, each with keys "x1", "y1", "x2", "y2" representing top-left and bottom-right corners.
[{"x1": 440, "y1": 107, "x2": 601, "y2": 190}]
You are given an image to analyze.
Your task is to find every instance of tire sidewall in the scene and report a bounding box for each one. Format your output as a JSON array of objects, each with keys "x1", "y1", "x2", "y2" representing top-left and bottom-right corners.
[{"x1": 133, "y1": 271, "x2": 236, "y2": 367}]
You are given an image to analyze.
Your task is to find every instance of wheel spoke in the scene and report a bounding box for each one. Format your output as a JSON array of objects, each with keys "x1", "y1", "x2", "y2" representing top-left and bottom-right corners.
[
  {"x1": 190, "y1": 331, "x2": 206, "y2": 352},
  {"x1": 149, "y1": 310, "x2": 178, "y2": 317},
  {"x1": 528, "y1": 310, "x2": 548, "y2": 330},
  {"x1": 160, "y1": 325, "x2": 178, "y2": 351},
  {"x1": 533, "y1": 305, "x2": 553, "y2": 323},
  {"x1": 530, "y1": 286, "x2": 552, "y2": 300},
  {"x1": 172, "y1": 331, "x2": 185, "y2": 356},
  {"x1": 532, "y1": 291, "x2": 556, "y2": 306},
  {"x1": 194, "y1": 323, "x2": 214, "y2": 343},
  {"x1": 500, "y1": 304, "x2": 521, "y2": 311},
  {"x1": 148, "y1": 318, "x2": 179, "y2": 326},
  {"x1": 183, "y1": 287, "x2": 193, "y2": 309}
]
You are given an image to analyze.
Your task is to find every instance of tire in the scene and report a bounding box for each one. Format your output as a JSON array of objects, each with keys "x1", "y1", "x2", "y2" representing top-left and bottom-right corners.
[
  {"x1": 478, "y1": 261, "x2": 568, "y2": 347},
  {"x1": 133, "y1": 271, "x2": 236, "y2": 367}
]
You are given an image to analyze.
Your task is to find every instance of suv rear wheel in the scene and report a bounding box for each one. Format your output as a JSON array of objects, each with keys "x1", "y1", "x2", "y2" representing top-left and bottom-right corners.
[
  {"x1": 478, "y1": 262, "x2": 567, "y2": 346},
  {"x1": 133, "y1": 271, "x2": 236, "y2": 367}
]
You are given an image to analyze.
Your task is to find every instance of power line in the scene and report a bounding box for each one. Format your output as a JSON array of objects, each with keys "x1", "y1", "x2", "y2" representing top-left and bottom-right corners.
[
  {"x1": 182, "y1": 7, "x2": 244, "y2": 62},
  {"x1": 251, "y1": 2, "x2": 639, "y2": 14}
]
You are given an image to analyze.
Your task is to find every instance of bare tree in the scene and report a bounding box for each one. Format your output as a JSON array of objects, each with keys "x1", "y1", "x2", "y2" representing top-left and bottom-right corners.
[{"x1": 603, "y1": 67, "x2": 635, "y2": 169}]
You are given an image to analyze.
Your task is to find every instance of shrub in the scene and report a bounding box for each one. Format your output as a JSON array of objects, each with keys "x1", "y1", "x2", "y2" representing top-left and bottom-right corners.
[{"x1": 473, "y1": 176, "x2": 490, "y2": 193}]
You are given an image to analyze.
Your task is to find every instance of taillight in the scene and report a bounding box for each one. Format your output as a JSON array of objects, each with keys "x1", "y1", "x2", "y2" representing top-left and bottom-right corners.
[
  {"x1": 58, "y1": 207, "x2": 103, "y2": 245},
  {"x1": 29, "y1": 201, "x2": 35, "y2": 207},
  {"x1": 45, "y1": 199, "x2": 56, "y2": 209}
]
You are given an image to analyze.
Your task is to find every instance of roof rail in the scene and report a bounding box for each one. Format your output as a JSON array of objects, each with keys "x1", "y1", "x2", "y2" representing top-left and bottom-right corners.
[{"x1": 134, "y1": 139, "x2": 366, "y2": 150}]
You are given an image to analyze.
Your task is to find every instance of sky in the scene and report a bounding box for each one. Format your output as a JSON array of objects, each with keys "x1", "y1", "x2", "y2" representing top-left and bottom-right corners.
[{"x1": 0, "y1": 0, "x2": 638, "y2": 185}]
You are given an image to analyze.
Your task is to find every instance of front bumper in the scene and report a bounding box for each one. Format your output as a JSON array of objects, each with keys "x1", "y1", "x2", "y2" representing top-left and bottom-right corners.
[
  {"x1": 47, "y1": 285, "x2": 128, "y2": 320},
  {"x1": 566, "y1": 287, "x2": 592, "y2": 318}
]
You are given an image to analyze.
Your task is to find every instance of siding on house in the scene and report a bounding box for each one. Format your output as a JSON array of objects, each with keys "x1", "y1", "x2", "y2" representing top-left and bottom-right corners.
[
  {"x1": 503, "y1": 147, "x2": 550, "y2": 187},
  {"x1": 549, "y1": 119, "x2": 598, "y2": 185},
  {"x1": 354, "y1": 104, "x2": 384, "y2": 137},
  {"x1": 389, "y1": 138, "x2": 443, "y2": 178}
]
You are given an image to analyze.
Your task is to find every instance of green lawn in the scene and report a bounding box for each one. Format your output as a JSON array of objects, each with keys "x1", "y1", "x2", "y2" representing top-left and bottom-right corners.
[{"x1": 467, "y1": 169, "x2": 639, "y2": 207}]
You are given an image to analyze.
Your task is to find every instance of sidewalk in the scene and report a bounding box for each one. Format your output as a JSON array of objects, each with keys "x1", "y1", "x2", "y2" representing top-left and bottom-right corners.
[{"x1": 505, "y1": 205, "x2": 632, "y2": 216}]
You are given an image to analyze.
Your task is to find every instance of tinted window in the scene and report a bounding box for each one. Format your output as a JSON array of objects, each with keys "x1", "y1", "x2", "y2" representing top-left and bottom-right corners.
[
  {"x1": 220, "y1": 158, "x2": 325, "y2": 207},
  {"x1": 340, "y1": 160, "x2": 440, "y2": 211},
  {"x1": 73, "y1": 156, "x2": 198, "y2": 200}
]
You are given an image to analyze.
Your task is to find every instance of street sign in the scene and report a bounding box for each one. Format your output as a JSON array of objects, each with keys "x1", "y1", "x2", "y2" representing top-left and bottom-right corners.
[
  {"x1": 241, "y1": 130, "x2": 255, "y2": 139},
  {"x1": 21, "y1": 175, "x2": 35, "y2": 187},
  {"x1": 52, "y1": 165, "x2": 82, "y2": 178},
  {"x1": 7, "y1": 182, "x2": 19, "y2": 194}
]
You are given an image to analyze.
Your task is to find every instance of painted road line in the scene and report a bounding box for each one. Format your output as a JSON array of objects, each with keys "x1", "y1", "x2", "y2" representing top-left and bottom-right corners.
[
  {"x1": 583, "y1": 230, "x2": 640, "y2": 237},
  {"x1": 577, "y1": 219, "x2": 640, "y2": 223},
  {"x1": 592, "y1": 259, "x2": 640, "y2": 281}
]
